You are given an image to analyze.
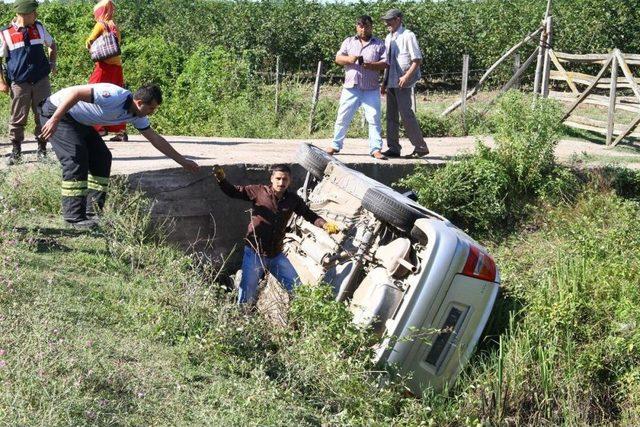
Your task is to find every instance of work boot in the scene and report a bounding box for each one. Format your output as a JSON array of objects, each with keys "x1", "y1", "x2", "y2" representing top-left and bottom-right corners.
[
  {"x1": 65, "y1": 218, "x2": 99, "y2": 230},
  {"x1": 37, "y1": 148, "x2": 47, "y2": 161},
  {"x1": 5, "y1": 144, "x2": 21, "y2": 166},
  {"x1": 36, "y1": 138, "x2": 47, "y2": 162}
]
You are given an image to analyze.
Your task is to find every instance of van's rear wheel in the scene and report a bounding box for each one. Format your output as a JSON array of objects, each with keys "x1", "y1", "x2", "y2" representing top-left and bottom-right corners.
[
  {"x1": 362, "y1": 188, "x2": 426, "y2": 231},
  {"x1": 297, "y1": 143, "x2": 331, "y2": 179}
]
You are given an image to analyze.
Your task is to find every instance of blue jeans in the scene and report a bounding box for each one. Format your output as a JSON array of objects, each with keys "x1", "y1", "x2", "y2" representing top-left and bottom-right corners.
[
  {"x1": 332, "y1": 87, "x2": 383, "y2": 154},
  {"x1": 238, "y1": 246, "x2": 301, "y2": 304}
]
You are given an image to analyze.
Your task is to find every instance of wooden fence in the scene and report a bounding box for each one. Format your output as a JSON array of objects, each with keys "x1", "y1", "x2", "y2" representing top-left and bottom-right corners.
[{"x1": 553, "y1": 49, "x2": 640, "y2": 146}]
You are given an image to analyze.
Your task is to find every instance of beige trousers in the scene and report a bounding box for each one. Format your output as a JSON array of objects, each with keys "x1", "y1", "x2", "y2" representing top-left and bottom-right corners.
[{"x1": 9, "y1": 76, "x2": 51, "y2": 147}]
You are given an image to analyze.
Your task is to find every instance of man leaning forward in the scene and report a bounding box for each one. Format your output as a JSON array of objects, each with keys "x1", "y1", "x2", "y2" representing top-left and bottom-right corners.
[{"x1": 39, "y1": 83, "x2": 199, "y2": 229}]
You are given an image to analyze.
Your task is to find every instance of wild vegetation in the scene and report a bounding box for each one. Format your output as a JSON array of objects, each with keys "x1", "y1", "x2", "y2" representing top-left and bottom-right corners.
[
  {"x1": 1, "y1": 1, "x2": 640, "y2": 423},
  {"x1": 2, "y1": 88, "x2": 640, "y2": 423},
  {"x1": 1, "y1": 0, "x2": 638, "y2": 138}
]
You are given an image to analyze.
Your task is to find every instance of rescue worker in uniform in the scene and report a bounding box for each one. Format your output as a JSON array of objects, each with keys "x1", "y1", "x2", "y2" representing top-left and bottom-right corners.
[
  {"x1": 213, "y1": 164, "x2": 339, "y2": 305},
  {"x1": 0, "y1": 0, "x2": 57, "y2": 165},
  {"x1": 39, "y1": 83, "x2": 199, "y2": 229}
]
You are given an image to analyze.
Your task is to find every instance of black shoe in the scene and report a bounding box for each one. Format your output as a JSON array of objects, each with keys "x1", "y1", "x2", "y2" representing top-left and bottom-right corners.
[
  {"x1": 405, "y1": 148, "x2": 430, "y2": 158},
  {"x1": 65, "y1": 218, "x2": 99, "y2": 230},
  {"x1": 37, "y1": 148, "x2": 47, "y2": 162},
  {"x1": 110, "y1": 132, "x2": 128, "y2": 142},
  {"x1": 381, "y1": 149, "x2": 401, "y2": 158},
  {"x1": 5, "y1": 150, "x2": 21, "y2": 166}
]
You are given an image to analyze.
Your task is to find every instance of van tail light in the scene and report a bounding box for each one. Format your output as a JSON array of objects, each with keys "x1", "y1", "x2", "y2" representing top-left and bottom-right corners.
[{"x1": 462, "y1": 245, "x2": 497, "y2": 282}]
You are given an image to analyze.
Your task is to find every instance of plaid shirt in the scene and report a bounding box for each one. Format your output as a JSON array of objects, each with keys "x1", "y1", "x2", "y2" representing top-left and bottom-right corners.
[{"x1": 337, "y1": 36, "x2": 386, "y2": 90}]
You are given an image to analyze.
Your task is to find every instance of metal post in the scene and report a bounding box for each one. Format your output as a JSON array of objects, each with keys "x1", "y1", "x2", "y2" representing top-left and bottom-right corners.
[
  {"x1": 461, "y1": 54, "x2": 470, "y2": 135},
  {"x1": 275, "y1": 56, "x2": 281, "y2": 117},
  {"x1": 308, "y1": 61, "x2": 323, "y2": 134},
  {"x1": 513, "y1": 53, "x2": 521, "y2": 90}
]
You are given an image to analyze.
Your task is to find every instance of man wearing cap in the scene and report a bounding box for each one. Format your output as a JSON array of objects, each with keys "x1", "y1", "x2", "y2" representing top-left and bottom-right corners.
[
  {"x1": 0, "y1": 0, "x2": 57, "y2": 165},
  {"x1": 380, "y1": 9, "x2": 429, "y2": 158},
  {"x1": 325, "y1": 15, "x2": 388, "y2": 160}
]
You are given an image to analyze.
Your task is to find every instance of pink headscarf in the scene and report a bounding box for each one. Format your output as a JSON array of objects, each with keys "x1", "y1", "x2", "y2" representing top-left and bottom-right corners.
[{"x1": 93, "y1": 0, "x2": 115, "y2": 22}]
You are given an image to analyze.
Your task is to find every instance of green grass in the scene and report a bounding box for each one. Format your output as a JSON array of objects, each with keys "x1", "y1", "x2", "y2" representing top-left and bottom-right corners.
[{"x1": 2, "y1": 163, "x2": 640, "y2": 425}]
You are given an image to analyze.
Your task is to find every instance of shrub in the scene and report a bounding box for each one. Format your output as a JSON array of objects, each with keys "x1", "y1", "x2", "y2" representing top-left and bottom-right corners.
[
  {"x1": 401, "y1": 145, "x2": 510, "y2": 232},
  {"x1": 0, "y1": 163, "x2": 61, "y2": 216},
  {"x1": 401, "y1": 92, "x2": 565, "y2": 235},
  {"x1": 492, "y1": 91, "x2": 564, "y2": 200}
]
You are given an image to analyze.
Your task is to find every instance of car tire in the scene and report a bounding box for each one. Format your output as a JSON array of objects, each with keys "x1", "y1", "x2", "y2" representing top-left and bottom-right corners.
[
  {"x1": 362, "y1": 188, "x2": 427, "y2": 231},
  {"x1": 297, "y1": 143, "x2": 331, "y2": 179}
]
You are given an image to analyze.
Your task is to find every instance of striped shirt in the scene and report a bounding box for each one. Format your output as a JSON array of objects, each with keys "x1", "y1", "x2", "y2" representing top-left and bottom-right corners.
[{"x1": 337, "y1": 36, "x2": 386, "y2": 91}]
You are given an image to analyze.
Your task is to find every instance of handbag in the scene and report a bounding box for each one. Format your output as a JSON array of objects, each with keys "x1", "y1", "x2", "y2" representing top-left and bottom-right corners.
[{"x1": 89, "y1": 22, "x2": 121, "y2": 62}]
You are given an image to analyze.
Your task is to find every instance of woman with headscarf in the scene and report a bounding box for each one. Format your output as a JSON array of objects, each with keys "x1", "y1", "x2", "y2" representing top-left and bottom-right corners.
[{"x1": 85, "y1": 0, "x2": 127, "y2": 141}]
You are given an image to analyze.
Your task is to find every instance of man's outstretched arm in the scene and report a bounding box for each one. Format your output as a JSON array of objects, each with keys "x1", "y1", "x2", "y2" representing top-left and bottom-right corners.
[
  {"x1": 293, "y1": 196, "x2": 339, "y2": 234},
  {"x1": 213, "y1": 165, "x2": 257, "y2": 202},
  {"x1": 141, "y1": 127, "x2": 199, "y2": 173}
]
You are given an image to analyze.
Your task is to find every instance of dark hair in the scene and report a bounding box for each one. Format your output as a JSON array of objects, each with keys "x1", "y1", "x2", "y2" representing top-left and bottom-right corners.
[
  {"x1": 356, "y1": 15, "x2": 373, "y2": 26},
  {"x1": 271, "y1": 164, "x2": 291, "y2": 175},
  {"x1": 133, "y1": 84, "x2": 163, "y2": 105}
]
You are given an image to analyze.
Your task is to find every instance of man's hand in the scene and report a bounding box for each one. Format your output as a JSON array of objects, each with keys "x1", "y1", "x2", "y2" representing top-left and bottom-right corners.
[
  {"x1": 181, "y1": 159, "x2": 200, "y2": 173},
  {"x1": 348, "y1": 55, "x2": 359, "y2": 64},
  {"x1": 398, "y1": 74, "x2": 410, "y2": 88},
  {"x1": 0, "y1": 82, "x2": 9, "y2": 94},
  {"x1": 40, "y1": 117, "x2": 59, "y2": 141},
  {"x1": 213, "y1": 165, "x2": 226, "y2": 181},
  {"x1": 323, "y1": 222, "x2": 340, "y2": 235}
]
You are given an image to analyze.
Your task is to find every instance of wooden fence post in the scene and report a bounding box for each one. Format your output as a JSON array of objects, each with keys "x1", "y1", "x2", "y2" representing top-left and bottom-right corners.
[
  {"x1": 542, "y1": 16, "x2": 553, "y2": 97},
  {"x1": 308, "y1": 61, "x2": 323, "y2": 134},
  {"x1": 513, "y1": 53, "x2": 521, "y2": 90},
  {"x1": 533, "y1": 17, "x2": 548, "y2": 95},
  {"x1": 461, "y1": 54, "x2": 470, "y2": 135},
  {"x1": 607, "y1": 51, "x2": 619, "y2": 145},
  {"x1": 441, "y1": 26, "x2": 542, "y2": 116},
  {"x1": 275, "y1": 55, "x2": 281, "y2": 118}
]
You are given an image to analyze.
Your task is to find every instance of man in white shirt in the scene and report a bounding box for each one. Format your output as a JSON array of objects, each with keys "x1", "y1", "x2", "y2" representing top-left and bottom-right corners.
[
  {"x1": 380, "y1": 9, "x2": 429, "y2": 158},
  {"x1": 39, "y1": 83, "x2": 199, "y2": 228}
]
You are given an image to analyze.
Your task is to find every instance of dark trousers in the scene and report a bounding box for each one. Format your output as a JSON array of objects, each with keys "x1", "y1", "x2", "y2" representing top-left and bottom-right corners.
[
  {"x1": 386, "y1": 87, "x2": 428, "y2": 153},
  {"x1": 39, "y1": 99, "x2": 112, "y2": 222}
]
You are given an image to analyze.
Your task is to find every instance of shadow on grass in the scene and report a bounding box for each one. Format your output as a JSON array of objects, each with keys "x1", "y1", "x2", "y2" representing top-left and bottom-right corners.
[
  {"x1": 563, "y1": 126, "x2": 640, "y2": 152},
  {"x1": 13, "y1": 226, "x2": 86, "y2": 239}
]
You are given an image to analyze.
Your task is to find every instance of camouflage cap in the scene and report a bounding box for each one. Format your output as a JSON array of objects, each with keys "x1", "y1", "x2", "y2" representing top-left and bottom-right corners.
[{"x1": 14, "y1": 0, "x2": 39, "y2": 14}]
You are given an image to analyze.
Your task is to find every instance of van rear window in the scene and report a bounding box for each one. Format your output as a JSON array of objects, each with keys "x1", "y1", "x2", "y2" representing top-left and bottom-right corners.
[{"x1": 425, "y1": 306, "x2": 468, "y2": 368}]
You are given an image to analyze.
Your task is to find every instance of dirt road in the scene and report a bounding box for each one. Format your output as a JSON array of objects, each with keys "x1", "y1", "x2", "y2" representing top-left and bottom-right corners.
[{"x1": 1, "y1": 135, "x2": 640, "y2": 174}]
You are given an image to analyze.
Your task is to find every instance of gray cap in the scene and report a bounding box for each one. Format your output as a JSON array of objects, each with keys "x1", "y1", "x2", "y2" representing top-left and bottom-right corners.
[{"x1": 381, "y1": 9, "x2": 403, "y2": 21}]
